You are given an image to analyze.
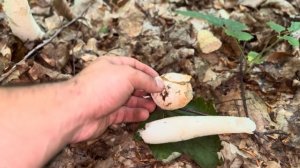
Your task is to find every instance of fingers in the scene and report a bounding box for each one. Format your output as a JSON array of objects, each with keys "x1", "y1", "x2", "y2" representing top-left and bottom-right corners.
[
  {"x1": 133, "y1": 90, "x2": 148, "y2": 97},
  {"x1": 102, "y1": 56, "x2": 159, "y2": 77},
  {"x1": 108, "y1": 107, "x2": 150, "y2": 124},
  {"x1": 128, "y1": 67, "x2": 164, "y2": 93},
  {"x1": 125, "y1": 96, "x2": 156, "y2": 112}
]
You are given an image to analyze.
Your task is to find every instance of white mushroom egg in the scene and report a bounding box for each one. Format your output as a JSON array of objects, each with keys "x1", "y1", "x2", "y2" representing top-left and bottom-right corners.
[{"x1": 151, "y1": 73, "x2": 193, "y2": 110}]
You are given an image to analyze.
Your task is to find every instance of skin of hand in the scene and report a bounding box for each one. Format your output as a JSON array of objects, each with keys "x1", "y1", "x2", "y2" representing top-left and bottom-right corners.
[
  {"x1": 0, "y1": 56, "x2": 164, "y2": 168},
  {"x1": 69, "y1": 56, "x2": 165, "y2": 142}
]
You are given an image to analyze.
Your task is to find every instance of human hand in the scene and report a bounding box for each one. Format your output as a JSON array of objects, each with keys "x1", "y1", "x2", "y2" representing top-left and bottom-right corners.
[{"x1": 69, "y1": 56, "x2": 164, "y2": 143}]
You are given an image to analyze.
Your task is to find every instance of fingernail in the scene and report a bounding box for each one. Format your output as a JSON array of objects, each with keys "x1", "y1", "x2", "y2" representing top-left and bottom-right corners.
[{"x1": 155, "y1": 76, "x2": 165, "y2": 90}]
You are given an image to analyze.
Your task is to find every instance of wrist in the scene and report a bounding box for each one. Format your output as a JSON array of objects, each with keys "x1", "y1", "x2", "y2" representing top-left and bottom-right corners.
[
  {"x1": 0, "y1": 81, "x2": 84, "y2": 167},
  {"x1": 62, "y1": 77, "x2": 99, "y2": 143}
]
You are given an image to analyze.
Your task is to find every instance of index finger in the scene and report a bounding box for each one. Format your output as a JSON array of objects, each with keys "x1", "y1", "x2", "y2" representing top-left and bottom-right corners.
[{"x1": 102, "y1": 56, "x2": 159, "y2": 77}]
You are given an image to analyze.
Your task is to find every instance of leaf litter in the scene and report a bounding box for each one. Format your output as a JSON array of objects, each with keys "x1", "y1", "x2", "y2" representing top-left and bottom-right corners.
[{"x1": 1, "y1": 0, "x2": 300, "y2": 167}]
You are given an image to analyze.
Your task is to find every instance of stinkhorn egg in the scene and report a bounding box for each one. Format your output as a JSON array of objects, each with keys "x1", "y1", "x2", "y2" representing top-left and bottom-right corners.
[{"x1": 151, "y1": 73, "x2": 193, "y2": 110}]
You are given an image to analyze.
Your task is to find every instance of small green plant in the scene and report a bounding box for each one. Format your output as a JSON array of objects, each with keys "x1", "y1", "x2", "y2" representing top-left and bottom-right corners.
[
  {"x1": 176, "y1": 10, "x2": 300, "y2": 66},
  {"x1": 248, "y1": 21, "x2": 300, "y2": 65},
  {"x1": 98, "y1": 25, "x2": 109, "y2": 34},
  {"x1": 267, "y1": 21, "x2": 300, "y2": 47},
  {"x1": 176, "y1": 10, "x2": 253, "y2": 41}
]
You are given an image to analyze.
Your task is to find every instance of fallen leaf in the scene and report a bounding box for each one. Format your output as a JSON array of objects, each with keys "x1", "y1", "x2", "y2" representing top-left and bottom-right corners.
[
  {"x1": 52, "y1": 0, "x2": 74, "y2": 21},
  {"x1": 84, "y1": 38, "x2": 98, "y2": 52},
  {"x1": 265, "y1": 161, "x2": 281, "y2": 168},
  {"x1": 197, "y1": 30, "x2": 222, "y2": 54},
  {"x1": 218, "y1": 141, "x2": 248, "y2": 167},
  {"x1": 238, "y1": 0, "x2": 265, "y2": 8},
  {"x1": 265, "y1": 52, "x2": 293, "y2": 64},
  {"x1": 246, "y1": 91, "x2": 275, "y2": 132},
  {"x1": 45, "y1": 14, "x2": 62, "y2": 31},
  {"x1": 39, "y1": 42, "x2": 70, "y2": 70},
  {"x1": 28, "y1": 62, "x2": 71, "y2": 81},
  {"x1": 262, "y1": 0, "x2": 297, "y2": 16},
  {"x1": 119, "y1": 11, "x2": 144, "y2": 37}
]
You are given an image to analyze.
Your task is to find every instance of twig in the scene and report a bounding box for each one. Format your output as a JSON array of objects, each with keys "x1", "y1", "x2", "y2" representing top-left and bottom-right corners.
[
  {"x1": 214, "y1": 98, "x2": 251, "y2": 105},
  {"x1": 0, "y1": 5, "x2": 91, "y2": 84},
  {"x1": 237, "y1": 41, "x2": 249, "y2": 117},
  {"x1": 179, "y1": 108, "x2": 209, "y2": 116},
  {"x1": 260, "y1": 130, "x2": 289, "y2": 136}
]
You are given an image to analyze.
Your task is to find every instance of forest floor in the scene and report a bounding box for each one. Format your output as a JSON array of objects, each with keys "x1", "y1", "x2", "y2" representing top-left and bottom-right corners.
[{"x1": 1, "y1": 0, "x2": 300, "y2": 167}]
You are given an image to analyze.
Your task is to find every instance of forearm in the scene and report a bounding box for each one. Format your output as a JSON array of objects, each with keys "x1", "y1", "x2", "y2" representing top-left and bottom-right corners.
[{"x1": 0, "y1": 80, "x2": 83, "y2": 167}]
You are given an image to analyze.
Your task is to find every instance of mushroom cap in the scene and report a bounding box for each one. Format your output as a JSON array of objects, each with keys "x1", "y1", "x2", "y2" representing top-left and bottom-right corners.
[{"x1": 151, "y1": 73, "x2": 193, "y2": 110}]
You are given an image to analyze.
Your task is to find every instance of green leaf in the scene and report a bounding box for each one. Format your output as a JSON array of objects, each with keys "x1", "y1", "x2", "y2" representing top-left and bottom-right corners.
[
  {"x1": 225, "y1": 29, "x2": 253, "y2": 41},
  {"x1": 175, "y1": 10, "x2": 224, "y2": 27},
  {"x1": 184, "y1": 97, "x2": 217, "y2": 115},
  {"x1": 137, "y1": 98, "x2": 221, "y2": 168},
  {"x1": 99, "y1": 26, "x2": 109, "y2": 34},
  {"x1": 288, "y1": 22, "x2": 300, "y2": 32},
  {"x1": 150, "y1": 136, "x2": 221, "y2": 168},
  {"x1": 280, "y1": 35, "x2": 300, "y2": 47},
  {"x1": 247, "y1": 51, "x2": 259, "y2": 62},
  {"x1": 247, "y1": 51, "x2": 262, "y2": 64},
  {"x1": 224, "y1": 19, "x2": 248, "y2": 31},
  {"x1": 267, "y1": 21, "x2": 285, "y2": 33}
]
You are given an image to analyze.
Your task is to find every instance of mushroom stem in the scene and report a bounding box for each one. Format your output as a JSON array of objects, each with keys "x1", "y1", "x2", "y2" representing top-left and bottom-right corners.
[
  {"x1": 3, "y1": 0, "x2": 45, "y2": 41},
  {"x1": 139, "y1": 116, "x2": 256, "y2": 144}
]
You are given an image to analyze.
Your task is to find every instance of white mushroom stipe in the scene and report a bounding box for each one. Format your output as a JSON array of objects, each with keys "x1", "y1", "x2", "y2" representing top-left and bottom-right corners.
[
  {"x1": 4, "y1": 0, "x2": 45, "y2": 41},
  {"x1": 139, "y1": 116, "x2": 256, "y2": 144},
  {"x1": 151, "y1": 73, "x2": 193, "y2": 110}
]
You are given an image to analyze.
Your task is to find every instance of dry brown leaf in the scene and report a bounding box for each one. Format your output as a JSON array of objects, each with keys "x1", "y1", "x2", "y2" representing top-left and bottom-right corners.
[
  {"x1": 262, "y1": 0, "x2": 297, "y2": 16},
  {"x1": 81, "y1": 54, "x2": 97, "y2": 62},
  {"x1": 0, "y1": 56, "x2": 10, "y2": 74},
  {"x1": 45, "y1": 14, "x2": 62, "y2": 31},
  {"x1": 197, "y1": 30, "x2": 222, "y2": 54},
  {"x1": 203, "y1": 68, "x2": 233, "y2": 89},
  {"x1": 238, "y1": 0, "x2": 265, "y2": 8},
  {"x1": 265, "y1": 52, "x2": 293, "y2": 64},
  {"x1": 0, "y1": 43, "x2": 11, "y2": 59},
  {"x1": 84, "y1": 38, "x2": 98, "y2": 52},
  {"x1": 265, "y1": 161, "x2": 281, "y2": 168},
  {"x1": 39, "y1": 42, "x2": 70, "y2": 70},
  {"x1": 72, "y1": 0, "x2": 106, "y2": 30},
  {"x1": 2, "y1": 62, "x2": 28, "y2": 85},
  {"x1": 28, "y1": 62, "x2": 71, "y2": 81},
  {"x1": 218, "y1": 141, "x2": 249, "y2": 168},
  {"x1": 52, "y1": 0, "x2": 74, "y2": 21},
  {"x1": 246, "y1": 91, "x2": 275, "y2": 132},
  {"x1": 190, "y1": 19, "x2": 210, "y2": 32},
  {"x1": 119, "y1": 11, "x2": 144, "y2": 37},
  {"x1": 264, "y1": 57, "x2": 300, "y2": 80}
]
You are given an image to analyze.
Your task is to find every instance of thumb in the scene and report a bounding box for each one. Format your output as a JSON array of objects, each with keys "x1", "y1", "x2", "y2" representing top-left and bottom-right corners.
[{"x1": 128, "y1": 70, "x2": 164, "y2": 93}]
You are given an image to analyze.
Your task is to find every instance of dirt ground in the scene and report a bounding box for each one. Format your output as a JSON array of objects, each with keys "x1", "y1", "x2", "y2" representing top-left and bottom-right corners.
[{"x1": 1, "y1": 0, "x2": 300, "y2": 167}]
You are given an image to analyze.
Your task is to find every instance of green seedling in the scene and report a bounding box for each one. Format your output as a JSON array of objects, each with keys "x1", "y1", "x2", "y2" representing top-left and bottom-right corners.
[
  {"x1": 176, "y1": 10, "x2": 300, "y2": 66},
  {"x1": 176, "y1": 10, "x2": 253, "y2": 41},
  {"x1": 249, "y1": 21, "x2": 300, "y2": 66}
]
